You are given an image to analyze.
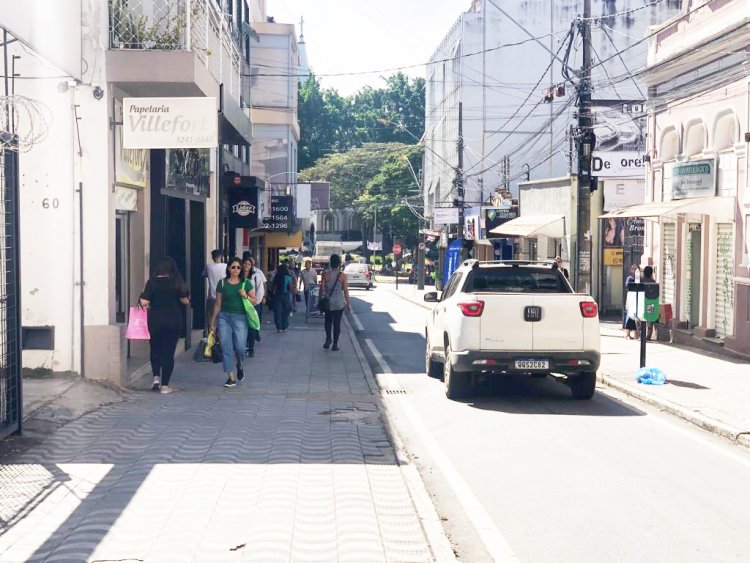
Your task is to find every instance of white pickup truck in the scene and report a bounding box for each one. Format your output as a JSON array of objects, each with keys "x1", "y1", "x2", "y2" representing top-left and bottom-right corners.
[{"x1": 424, "y1": 260, "x2": 600, "y2": 400}]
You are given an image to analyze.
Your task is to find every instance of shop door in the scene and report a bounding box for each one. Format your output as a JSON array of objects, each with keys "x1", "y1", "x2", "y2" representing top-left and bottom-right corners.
[
  {"x1": 115, "y1": 212, "x2": 130, "y2": 324},
  {"x1": 190, "y1": 200, "x2": 205, "y2": 330},
  {"x1": 688, "y1": 225, "x2": 702, "y2": 328},
  {"x1": 661, "y1": 223, "x2": 676, "y2": 309}
]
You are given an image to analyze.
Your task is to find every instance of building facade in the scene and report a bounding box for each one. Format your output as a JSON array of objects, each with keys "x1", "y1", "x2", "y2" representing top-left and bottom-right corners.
[
  {"x1": 639, "y1": 0, "x2": 750, "y2": 356},
  {"x1": 4, "y1": 0, "x2": 257, "y2": 384}
]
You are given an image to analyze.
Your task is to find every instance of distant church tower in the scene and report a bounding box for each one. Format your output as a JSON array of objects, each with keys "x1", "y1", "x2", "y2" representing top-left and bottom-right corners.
[{"x1": 298, "y1": 16, "x2": 311, "y2": 84}]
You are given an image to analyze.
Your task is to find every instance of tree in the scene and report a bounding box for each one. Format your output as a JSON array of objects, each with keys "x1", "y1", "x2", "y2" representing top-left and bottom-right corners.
[
  {"x1": 299, "y1": 143, "x2": 424, "y2": 248},
  {"x1": 297, "y1": 72, "x2": 425, "y2": 169}
]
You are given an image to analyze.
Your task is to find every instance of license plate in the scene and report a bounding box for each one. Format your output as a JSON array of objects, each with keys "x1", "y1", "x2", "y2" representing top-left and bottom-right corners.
[{"x1": 514, "y1": 359, "x2": 549, "y2": 370}]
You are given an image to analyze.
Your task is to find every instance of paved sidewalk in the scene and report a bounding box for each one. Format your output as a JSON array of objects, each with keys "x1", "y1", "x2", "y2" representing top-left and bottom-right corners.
[
  {"x1": 388, "y1": 285, "x2": 750, "y2": 448},
  {"x1": 0, "y1": 312, "x2": 443, "y2": 562}
]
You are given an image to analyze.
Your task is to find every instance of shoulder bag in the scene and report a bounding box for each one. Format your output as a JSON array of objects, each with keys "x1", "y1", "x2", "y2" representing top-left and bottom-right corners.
[{"x1": 317, "y1": 271, "x2": 340, "y2": 313}]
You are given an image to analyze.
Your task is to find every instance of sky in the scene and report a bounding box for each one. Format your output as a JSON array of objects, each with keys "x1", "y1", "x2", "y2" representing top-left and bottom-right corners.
[{"x1": 267, "y1": 0, "x2": 471, "y2": 95}]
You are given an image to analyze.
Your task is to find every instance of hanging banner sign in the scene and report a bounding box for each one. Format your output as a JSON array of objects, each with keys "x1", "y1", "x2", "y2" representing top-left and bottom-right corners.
[
  {"x1": 123, "y1": 97, "x2": 218, "y2": 149},
  {"x1": 262, "y1": 195, "x2": 293, "y2": 231},
  {"x1": 443, "y1": 239, "x2": 463, "y2": 286},
  {"x1": 592, "y1": 151, "x2": 645, "y2": 178},
  {"x1": 433, "y1": 207, "x2": 459, "y2": 225},
  {"x1": 228, "y1": 187, "x2": 259, "y2": 229}
]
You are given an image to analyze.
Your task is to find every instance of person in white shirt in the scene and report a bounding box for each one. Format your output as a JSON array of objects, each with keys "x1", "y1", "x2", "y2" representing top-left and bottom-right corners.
[
  {"x1": 243, "y1": 256, "x2": 267, "y2": 357},
  {"x1": 300, "y1": 260, "x2": 318, "y2": 307},
  {"x1": 203, "y1": 249, "x2": 226, "y2": 334}
]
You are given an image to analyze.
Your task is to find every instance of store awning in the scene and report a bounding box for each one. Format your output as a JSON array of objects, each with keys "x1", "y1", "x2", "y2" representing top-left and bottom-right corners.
[
  {"x1": 489, "y1": 215, "x2": 566, "y2": 238},
  {"x1": 265, "y1": 231, "x2": 303, "y2": 248},
  {"x1": 600, "y1": 196, "x2": 735, "y2": 222}
]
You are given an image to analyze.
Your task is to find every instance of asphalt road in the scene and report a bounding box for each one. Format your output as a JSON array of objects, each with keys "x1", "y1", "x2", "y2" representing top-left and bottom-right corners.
[{"x1": 350, "y1": 286, "x2": 750, "y2": 563}]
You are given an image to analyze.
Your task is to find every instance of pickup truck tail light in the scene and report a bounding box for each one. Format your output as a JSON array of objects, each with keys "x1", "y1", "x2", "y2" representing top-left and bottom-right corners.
[
  {"x1": 458, "y1": 301, "x2": 484, "y2": 317},
  {"x1": 579, "y1": 301, "x2": 598, "y2": 318}
]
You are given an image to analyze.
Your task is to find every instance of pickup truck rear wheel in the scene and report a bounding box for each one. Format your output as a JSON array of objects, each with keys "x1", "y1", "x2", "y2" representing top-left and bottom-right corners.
[
  {"x1": 444, "y1": 345, "x2": 470, "y2": 399},
  {"x1": 425, "y1": 340, "x2": 443, "y2": 379},
  {"x1": 569, "y1": 372, "x2": 596, "y2": 400}
]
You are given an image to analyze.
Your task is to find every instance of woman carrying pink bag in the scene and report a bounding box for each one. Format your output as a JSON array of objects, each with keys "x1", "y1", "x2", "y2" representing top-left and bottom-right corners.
[{"x1": 138, "y1": 257, "x2": 190, "y2": 394}]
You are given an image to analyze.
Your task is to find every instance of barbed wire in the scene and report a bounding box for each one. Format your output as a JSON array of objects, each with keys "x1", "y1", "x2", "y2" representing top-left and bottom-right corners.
[{"x1": 0, "y1": 95, "x2": 53, "y2": 152}]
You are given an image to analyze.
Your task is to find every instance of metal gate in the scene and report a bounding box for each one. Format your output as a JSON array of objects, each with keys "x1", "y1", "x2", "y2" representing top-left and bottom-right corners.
[{"x1": 0, "y1": 147, "x2": 22, "y2": 439}]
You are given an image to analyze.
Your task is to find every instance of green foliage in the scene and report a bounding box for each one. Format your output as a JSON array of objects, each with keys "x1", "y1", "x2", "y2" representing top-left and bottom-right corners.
[
  {"x1": 298, "y1": 72, "x2": 425, "y2": 169},
  {"x1": 297, "y1": 72, "x2": 425, "y2": 248},
  {"x1": 300, "y1": 143, "x2": 423, "y2": 247}
]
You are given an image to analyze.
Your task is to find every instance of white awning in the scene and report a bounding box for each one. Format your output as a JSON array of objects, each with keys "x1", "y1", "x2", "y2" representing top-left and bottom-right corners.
[
  {"x1": 489, "y1": 215, "x2": 566, "y2": 238},
  {"x1": 600, "y1": 196, "x2": 735, "y2": 221}
]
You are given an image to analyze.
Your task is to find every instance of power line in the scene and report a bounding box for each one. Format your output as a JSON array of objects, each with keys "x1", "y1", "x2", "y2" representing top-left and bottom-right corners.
[
  {"x1": 582, "y1": 0, "x2": 665, "y2": 22},
  {"x1": 246, "y1": 30, "x2": 571, "y2": 79}
]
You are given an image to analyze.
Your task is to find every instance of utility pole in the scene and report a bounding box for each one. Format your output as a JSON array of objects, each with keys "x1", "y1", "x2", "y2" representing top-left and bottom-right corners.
[
  {"x1": 456, "y1": 102, "x2": 465, "y2": 252},
  {"x1": 575, "y1": 0, "x2": 594, "y2": 294}
]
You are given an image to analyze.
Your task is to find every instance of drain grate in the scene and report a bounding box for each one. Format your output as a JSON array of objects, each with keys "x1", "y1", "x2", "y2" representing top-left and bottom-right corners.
[{"x1": 383, "y1": 388, "x2": 407, "y2": 395}]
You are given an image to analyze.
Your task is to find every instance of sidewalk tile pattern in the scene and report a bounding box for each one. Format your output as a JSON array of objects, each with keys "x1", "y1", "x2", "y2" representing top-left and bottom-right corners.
[{"x1": 0, "y1": 314, "x2": 432, "y2": 562}]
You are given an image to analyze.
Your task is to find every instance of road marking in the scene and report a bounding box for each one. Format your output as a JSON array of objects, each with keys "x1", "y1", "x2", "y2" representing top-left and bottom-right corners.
[
  {"x1": 350, "y1": 313, "x2": 364, "y2": 333},
  {"x1": 364, "y1": 337, "x2": 520, "y2": 563}
]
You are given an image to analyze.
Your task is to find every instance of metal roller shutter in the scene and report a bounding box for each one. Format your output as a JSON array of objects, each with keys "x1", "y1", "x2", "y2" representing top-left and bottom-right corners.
[
  {"x1": 661, "y1": 223, "x2": 676, "y2": 308},
  {"x1": 714, "y1": 224, "x2": 735, "y2": 338}
]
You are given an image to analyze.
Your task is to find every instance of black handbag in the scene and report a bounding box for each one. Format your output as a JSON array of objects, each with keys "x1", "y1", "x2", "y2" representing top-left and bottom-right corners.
[
  {"x1": 318, "y1": 271, "x2": 340, "y2": 313},
  {"x1": 210, "y1": 340, "x2": 223, "y2": 364}
]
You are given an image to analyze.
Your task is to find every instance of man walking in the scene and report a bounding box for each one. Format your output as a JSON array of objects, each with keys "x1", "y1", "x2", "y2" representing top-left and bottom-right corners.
[
  {"x1": 203, "y1": 249, "x2": 226, "y2": 334},
  {"x1": 300, "y1": 260, "x2": 318, "y2": 307}
]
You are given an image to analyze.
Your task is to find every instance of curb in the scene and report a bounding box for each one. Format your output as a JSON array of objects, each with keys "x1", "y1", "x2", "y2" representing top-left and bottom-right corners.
[
  {"x1": 387, "y1": 286, "x2": 750, "y2": 450},
  {"x1": 598, "y1": 373, "x2": 750, "y2": 449},
  {"x1": 344, "y1": 315, "x2": 457, "y2": 563}
]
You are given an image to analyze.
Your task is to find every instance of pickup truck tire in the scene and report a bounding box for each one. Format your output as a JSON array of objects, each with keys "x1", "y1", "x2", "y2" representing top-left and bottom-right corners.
[
  {"x1": 569, "y1": 372, "x2": 596, "y2": 400},
  {"x1": 425, "y1": 340, "x2": 443, "y2": 379},
  {"x1": 444, "y1": 344, "x2": 470, "y2": 399}
]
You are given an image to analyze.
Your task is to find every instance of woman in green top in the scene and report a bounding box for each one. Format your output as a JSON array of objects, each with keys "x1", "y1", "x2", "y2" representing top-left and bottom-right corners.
[{"x1": 209, "y1": 257, "x2": 256, "y2": 387}]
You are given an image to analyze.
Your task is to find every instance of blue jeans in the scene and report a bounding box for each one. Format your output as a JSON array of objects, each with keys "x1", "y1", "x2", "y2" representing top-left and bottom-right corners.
[
  {"x1": 217, "y1": 312, "x2": 247, "y2": 374},
  {"x1": 273, "y1": 293, "x2": 291, "y2": 330}
]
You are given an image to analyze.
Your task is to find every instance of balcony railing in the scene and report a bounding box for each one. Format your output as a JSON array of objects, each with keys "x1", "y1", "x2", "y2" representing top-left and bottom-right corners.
[{"x1": 109, "y1": 0, "x2": 242, "y2": 102}]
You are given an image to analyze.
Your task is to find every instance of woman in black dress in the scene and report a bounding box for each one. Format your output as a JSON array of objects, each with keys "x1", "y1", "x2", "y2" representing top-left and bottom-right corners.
[{"x1": 139, "y1": 257, "x2": 190, "y2": 394}]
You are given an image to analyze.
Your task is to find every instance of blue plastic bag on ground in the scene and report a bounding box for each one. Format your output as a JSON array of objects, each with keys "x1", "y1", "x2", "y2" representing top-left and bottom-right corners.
[{"x1": 636, "y1": 367, "x2": 667, "y2": 385}]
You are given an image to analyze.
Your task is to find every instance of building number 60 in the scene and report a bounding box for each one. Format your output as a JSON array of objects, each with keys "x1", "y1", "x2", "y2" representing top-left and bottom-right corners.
[{"x1": 42, "y1": 198, "x2": 60, "y2": 209}]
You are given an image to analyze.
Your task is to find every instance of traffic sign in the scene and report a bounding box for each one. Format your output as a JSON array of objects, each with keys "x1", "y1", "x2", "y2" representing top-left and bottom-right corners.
[
  {"x1": 393, "y1": 244, "x2": 402, "y2": 255},
  {"x1": 418, "y1": 242, "x2": 426, "y2": 250}
]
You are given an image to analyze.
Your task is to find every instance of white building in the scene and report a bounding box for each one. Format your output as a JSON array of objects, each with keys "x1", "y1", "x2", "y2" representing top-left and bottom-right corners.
[
  {"x1": 4, "y1": 0, "x2": 253, "y2": 385},
  {"x1": 423, "y1": 0, "x2": 681, "y2": 223}
]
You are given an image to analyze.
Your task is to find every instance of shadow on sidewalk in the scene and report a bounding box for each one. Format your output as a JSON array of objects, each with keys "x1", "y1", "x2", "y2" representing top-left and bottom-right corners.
[{"x1": 0, "y1": 311, "x2": 410, "y2": 563}]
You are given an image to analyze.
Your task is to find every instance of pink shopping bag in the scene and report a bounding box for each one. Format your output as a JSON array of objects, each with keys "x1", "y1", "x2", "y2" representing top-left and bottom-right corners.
[{"x1": 125, "y1": 306, "x2": 151, "y2": 340}]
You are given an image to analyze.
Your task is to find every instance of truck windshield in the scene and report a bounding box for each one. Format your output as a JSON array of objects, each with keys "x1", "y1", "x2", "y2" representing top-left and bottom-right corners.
[{"x1": 464, "y1": 268, "x2": 573, "y2": 293}]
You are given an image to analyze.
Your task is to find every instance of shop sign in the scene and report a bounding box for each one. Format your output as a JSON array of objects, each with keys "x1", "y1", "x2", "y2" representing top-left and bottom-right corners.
[
  {"x1": 433, "y1": 207, "x2": 459, "y2": 225},
  {"x1": 464, "y1": 206, "x2": 481, "y2": 240},
  {"x1": 592, "y1": 151, "x2": 645, "y2": 178},
  {"x1": 123, "y1": 97, "x2": 218, "y2": 149},
  {"x1": 603, "y1": 248, "x2": 624, "y2": 266},
  {"x1": 262, "y1": 195, "x2": 293, "y2": 231},
  {"x1": 228, "y1": 187, "x2": 259, "y2": 229},
  {"x1": 672, "y1": 159, "x2": 716, "y2": 199},
  {"x1": 484, "y1": 206, "x2": 519, "y2": 237},
  {"x1": 115, "y1": 126, "x2": 149, "y2": 188}
]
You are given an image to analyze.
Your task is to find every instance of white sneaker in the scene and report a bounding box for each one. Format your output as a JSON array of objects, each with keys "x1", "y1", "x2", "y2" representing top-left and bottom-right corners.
[
  {"x1": 160, "y1": 385, "x2": 174, "y2": 394},
  {"x1": 151, "y1": 376, "x2": 161, "y2": 391}
]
